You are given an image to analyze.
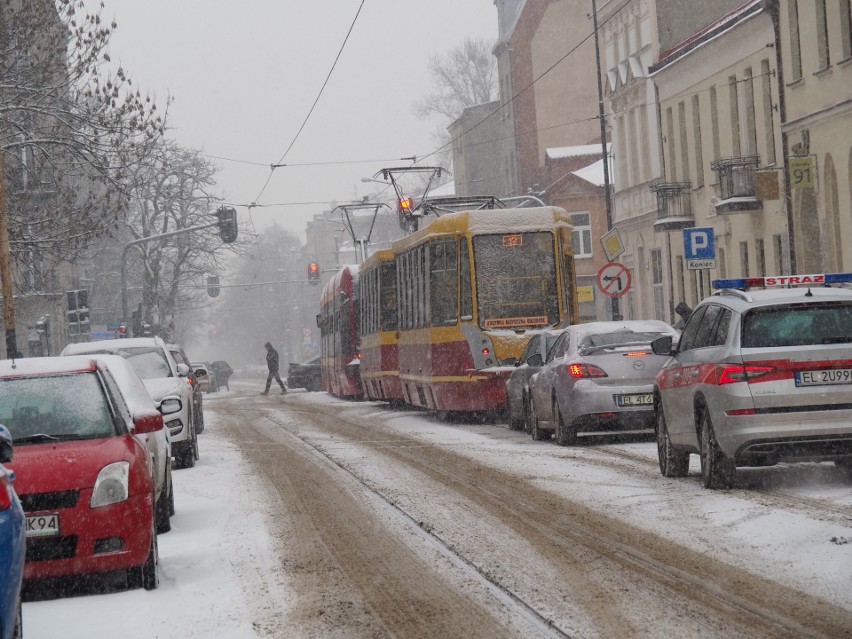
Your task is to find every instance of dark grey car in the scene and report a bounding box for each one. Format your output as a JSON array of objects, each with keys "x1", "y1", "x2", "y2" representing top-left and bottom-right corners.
[{"x1": 505, "y1": 331, "x2": 564, "y2": 431}]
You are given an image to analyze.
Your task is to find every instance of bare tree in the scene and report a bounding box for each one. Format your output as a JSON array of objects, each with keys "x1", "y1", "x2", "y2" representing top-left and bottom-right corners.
[
  {"x1": 1, "y1": 0, "x2": 165, "y2": 268},
  {"x1": 121, "y1": 139, "x2": 234, "y2": 341},
  {"x1": 414, "y1": 37, "x2": 497, "y2": 169},
  {"x1": 415, "y1": 37, "x2": 497, "y2": 121}
]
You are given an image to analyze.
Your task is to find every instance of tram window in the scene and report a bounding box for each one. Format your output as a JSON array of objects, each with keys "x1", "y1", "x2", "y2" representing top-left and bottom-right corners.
[
  {"x1": 380, "y1": 262, "x2": 397, "y2": 331},
  {"x1": 430, "y1": 238, "x2": 458, "y2": 326},
  {"x1": 472, "y1": 232, "x2": 558, "y2": 329},
  {"x1": 460, "y1": 240, "x2": 473, "y2": 320}
]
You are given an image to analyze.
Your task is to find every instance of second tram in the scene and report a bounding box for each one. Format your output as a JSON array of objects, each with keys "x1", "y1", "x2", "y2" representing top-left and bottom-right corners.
[{"x1": 317, "y1": 264, "x2": 362, "y2": 398}]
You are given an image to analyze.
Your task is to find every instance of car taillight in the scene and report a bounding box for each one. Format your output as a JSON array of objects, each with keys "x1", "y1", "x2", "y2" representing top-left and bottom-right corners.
[
  {"x1": 0, "y1": 475, "x2": 14, "y2": 510},
  {"x1": 186, "y1": 376, "x2": 194, "y2": 386},
  {"x1": 717, "y1": 364, "x2": 775, "y2": 385},
  {"x1": 568, "y1": 363, "x2": 608, "y2": 378}
]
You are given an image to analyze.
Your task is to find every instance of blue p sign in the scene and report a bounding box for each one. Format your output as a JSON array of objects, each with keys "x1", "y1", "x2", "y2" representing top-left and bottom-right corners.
[{"x1": 684, "y1": 227, "x2": 715, "y2": 260}]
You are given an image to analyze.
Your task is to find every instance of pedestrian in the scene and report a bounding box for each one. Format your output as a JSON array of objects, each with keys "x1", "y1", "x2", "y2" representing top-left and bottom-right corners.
[
  {"x1": 673, "y1": 302, "x2": 693, "y2": 331},
  {"x1": 260, "y1": 342, "x2": 287, "y2": 396}
]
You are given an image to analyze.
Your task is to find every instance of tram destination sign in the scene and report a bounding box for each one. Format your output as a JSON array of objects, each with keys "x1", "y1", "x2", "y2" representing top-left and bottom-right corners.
[{"x1": 483, "y1": 316, "x2": 547, "y2": 329}]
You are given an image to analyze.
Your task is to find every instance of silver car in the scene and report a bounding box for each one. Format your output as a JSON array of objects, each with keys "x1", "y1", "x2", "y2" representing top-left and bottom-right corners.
[
  {"x1": 505, "y1": 330, "x2": 564, "y2": 432},
  {"x1": 529, "y1": 320, "x2": 679, "y2": 444},
  {"x1": 652, "y1": 278, "x2": 852, "y2": 489}
]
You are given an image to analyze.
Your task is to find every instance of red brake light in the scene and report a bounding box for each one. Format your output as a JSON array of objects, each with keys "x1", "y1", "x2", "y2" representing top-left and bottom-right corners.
[
  {"x1": 482, "y1": 348, "x2": 491, "y2": 355},
  {"x1": 568, "y1": 363, "x2": 608, "y2": 378},
  {"x1": 717, "y1": 364, "x2": 775, "y2": 385},
  {"x1": 624, "y1": 352, "x2": 648, "y2": 357}
]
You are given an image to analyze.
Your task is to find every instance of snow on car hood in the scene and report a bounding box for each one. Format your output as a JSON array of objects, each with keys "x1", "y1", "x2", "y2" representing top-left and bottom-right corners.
[{"x1": 142, "y1": 377, "x2": 188, "y2": 401}]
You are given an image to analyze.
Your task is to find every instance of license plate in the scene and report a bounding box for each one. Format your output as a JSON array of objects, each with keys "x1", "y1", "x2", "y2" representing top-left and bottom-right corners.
[
  {"x1": 795, "y1": 368, "x2": 852, "y2": 387},
  {"x1": 26, "y1": 513, "x2": 59, "y2": 538},
  {"x1": 615, "y1": 393, "x2": 653, "y2": 407}
]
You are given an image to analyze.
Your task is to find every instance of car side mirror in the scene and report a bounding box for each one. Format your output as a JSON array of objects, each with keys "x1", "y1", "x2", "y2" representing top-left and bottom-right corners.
[
  {"x1": 527, "y1": 353, "x2": 543, "y2": 367},
  {"x1": 176, "y1": 363, "x2": 190, "y2": 376},
  {"x1": 133, "y1": 410, "x2": 164, "y2": 434},
  {"x1": 0, "y1": 424, "x2": 13, "y2": 463},
  {"x1": 651, "y1": 335, "x2": 674, "y2": 356},
  {"x1": 158, "y1": 397, "x2": 183, "y2": 416},
  {"x1": 194, "y1": 367, "x2": 208, "y2": 377}
]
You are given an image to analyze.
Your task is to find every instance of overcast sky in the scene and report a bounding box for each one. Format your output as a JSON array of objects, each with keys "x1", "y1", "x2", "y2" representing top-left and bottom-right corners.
[{"x1": 99, "y1": 0, "x2": 498, "y2": 239}]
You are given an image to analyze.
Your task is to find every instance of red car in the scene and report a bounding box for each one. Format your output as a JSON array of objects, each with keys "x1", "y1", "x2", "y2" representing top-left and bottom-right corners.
[{"x1": 0, "y1": 357, "x2": 161, "y2": 590}]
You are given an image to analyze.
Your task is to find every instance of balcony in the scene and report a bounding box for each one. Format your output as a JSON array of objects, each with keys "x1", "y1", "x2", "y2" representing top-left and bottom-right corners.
[
  {"x1": 711, "y1": 156, "x2": 763, "y2": 214},
  {"x1": 650, "y1": 181, "x2": 694, "y2": 231}
]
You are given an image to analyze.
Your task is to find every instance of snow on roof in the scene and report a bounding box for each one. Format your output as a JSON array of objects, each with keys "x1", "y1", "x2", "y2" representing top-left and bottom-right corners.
[
  {"x1": 546, "y1": 143, "x2": 610, "y2": 160},
  {"x1": 572, "y1": 158, "x2": 611, "y2": 187},
  {"x1": 0, "y1": 355, "x2": 98, "y2": 377},
  {"x1": 428, "y1": 181, "x2": 455, "y2": 197}
]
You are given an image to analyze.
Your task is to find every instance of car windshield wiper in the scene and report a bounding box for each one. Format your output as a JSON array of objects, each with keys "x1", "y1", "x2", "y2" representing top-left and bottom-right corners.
[{"x1": 15, "y1": 433, "x2": 85, "y2": 444}]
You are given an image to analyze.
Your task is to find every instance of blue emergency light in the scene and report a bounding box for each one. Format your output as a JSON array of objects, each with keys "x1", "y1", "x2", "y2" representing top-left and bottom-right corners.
[{"x1": 712, "y1": 272, "x2": 852, "y2": 290}]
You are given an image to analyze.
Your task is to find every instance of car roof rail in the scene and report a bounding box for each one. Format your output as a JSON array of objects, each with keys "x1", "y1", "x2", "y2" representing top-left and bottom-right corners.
[{"x1": 712, "y1": 288, "x2": 753, "y2": 303}]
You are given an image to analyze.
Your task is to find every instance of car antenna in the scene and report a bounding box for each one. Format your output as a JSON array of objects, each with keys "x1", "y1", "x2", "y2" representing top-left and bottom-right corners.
[{"x1": 805, "y1": 288, "x2": 813, "y2": 297}]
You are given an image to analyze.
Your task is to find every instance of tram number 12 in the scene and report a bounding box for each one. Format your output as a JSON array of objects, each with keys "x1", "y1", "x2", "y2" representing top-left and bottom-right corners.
[{"x1": 502, "y1": 234, "x2": 524, "y2": 248}]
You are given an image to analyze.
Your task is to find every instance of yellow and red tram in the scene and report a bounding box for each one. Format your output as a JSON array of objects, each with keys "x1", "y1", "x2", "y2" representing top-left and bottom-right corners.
[
  {"x1": 358, "y1": 249, "x2": 404, "y2": 403},
  {"x1": 317, "y1": 265, "x2": 362, "y2": 398},
  {"x1": 391, "y1": 206, "x2": 578, "y2": 414}
]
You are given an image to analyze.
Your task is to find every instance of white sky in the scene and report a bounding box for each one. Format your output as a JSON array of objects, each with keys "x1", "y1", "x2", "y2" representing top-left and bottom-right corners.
[{"x1": 98, "y1": 0, "x2": 498, "y2": 238}]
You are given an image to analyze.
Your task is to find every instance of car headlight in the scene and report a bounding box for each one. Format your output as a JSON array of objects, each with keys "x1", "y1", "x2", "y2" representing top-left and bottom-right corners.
[{"x1": 91, "y1": 461, "x2": 130, "y2": 508}]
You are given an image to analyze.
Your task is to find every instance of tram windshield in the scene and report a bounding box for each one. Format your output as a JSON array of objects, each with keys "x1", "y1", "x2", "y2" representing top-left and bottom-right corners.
[{"x1": 472, "y1": 232, "x2": 559, "y2": 330}]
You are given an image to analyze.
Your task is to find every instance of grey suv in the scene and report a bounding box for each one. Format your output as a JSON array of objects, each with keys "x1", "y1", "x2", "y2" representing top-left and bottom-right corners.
[{"x1": 652, "y1": 277, "x2": 852, "y2": 488}]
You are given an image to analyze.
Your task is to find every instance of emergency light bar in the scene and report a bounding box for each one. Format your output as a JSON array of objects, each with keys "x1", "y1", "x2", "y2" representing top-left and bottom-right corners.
[{"x1": 712, "y1": 272, "x2": 852, "y2": 290}]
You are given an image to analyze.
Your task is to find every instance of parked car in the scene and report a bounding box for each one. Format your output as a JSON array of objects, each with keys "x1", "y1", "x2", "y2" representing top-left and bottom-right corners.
[
  {"x1": 166, "y1": 344, "x2": 205, "y2": 434},
  {"x1": 210, "y1": 361, "x2": 233, "y2": 390},
  {"x1": 505, "y1": 331, "x2": 564, "y2": 431},
  {"x1": 1, "y1": 356, "x2": 161, "y2": 590},
  {"x1": 0, "y1": 425, "x2": 25, "y2": 639},
  {"x1": 62, "y1": 337, "x2": 199, "y2": 469},
  {"x1": 83, "y1": 354, "x2": 175, "y2": 534},
  {"x1": 653, "y1": 273, "x2": 852, "y2": 489},
  {"x1": 287, "y1": 355, "x2": 321, "y2": 392},
  {"x1": 529, "y1": 320, "x2": 679, "y2": 444},
  {"x1": 192, "y1": 362, "x2": 216, "y2": 393}
]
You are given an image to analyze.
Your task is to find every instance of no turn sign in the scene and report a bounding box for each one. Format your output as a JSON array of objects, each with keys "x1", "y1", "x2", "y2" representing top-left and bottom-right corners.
[{"x1": 596, "y1": 262, "x2": 631, "y2": 298}]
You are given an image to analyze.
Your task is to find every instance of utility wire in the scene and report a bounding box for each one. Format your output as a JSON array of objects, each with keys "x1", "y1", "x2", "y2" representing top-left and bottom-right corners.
[{"x1": 251, "y1": 0, "x2": 367, "y2": 207}]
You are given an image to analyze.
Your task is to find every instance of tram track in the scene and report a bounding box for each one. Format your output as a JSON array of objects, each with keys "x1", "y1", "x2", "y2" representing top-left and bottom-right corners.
[{"x1": 267, "y1": 396, "x2": 852, "y2": 638}]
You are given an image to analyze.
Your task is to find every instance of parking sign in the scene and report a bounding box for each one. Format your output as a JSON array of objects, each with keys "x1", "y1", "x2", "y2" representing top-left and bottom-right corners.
[{"x1": 683, "y1": 227, "x2": 716, "y2": 270}]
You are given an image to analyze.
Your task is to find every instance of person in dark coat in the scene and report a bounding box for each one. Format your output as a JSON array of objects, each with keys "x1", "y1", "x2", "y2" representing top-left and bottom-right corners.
[
  {"x1": 673, "y1": 302, "x2": 693, "y2": 331},
  {"x1": 261, "y1": 342, "x2": 287, "y2": 395}
]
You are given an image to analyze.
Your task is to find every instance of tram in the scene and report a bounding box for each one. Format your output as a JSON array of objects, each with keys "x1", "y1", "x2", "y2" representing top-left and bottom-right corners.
[
  {"x1": 358, "y1": 249, "x2": 404, "y2": 403},
  {"x1": 317, "y1": 264, "x2": 362, "y2": 398},
  {"x1": 391, "y1": 206, "x2": 578, "y2": 414}
]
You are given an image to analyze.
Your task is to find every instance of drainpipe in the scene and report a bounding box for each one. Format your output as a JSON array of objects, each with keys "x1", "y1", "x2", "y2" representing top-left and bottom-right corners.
[{"x1": 762, "y1": 0, "x2": 797, "y2": 274}]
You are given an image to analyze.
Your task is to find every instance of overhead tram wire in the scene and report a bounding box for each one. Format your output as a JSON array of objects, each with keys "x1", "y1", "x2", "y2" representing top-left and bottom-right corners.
[{"x1": 250, "y1": 0, "x2": 368, "y2": 209}]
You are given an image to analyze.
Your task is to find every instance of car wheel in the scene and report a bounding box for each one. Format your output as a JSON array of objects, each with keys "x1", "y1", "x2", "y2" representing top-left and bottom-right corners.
[
  {"x1": 195, "y1": 406, "x2": 205, "y2": 434},
  {"x1": 656, "y1": 409, "x2": 689, "y2": 477},
  {"x1": 191, "y1": 421, "x2": 200, "y2": 461},
  {"x1": 553, "y1": 399, "x2": 578, "y2": 446},
  {"x1": 167, "y1": 471, "x2": 175, "y2": 517},
  {"x1": 12, "y1": 599, "x2": 21, "y2": 639},
  {"x1": 128, "y1": 520, "x2": 159, "y2": 590},
  {"x1": 508, "y1": 401, "x2": 525, "y2": 431},
  {"x1": 699, "y1": 410, "x2": 735, "y2": 489},
  {"x1": 522, "y1": 393, "x2": 532, "y2": 434},
  {"x1": 155, "y1": 477, "x2": 172, "y2": 534},
  {"x1": 530, "y1": 398, "x2": 548, "y2": 441}
]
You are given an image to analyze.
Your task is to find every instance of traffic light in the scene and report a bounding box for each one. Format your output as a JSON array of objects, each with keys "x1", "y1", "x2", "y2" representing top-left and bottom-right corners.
[
  {"x1": 307, "y1": 262, "x2": 320, "y2": 284},
  {"x1": 215, "y1": 206, "x2": 238, "y2": 244},
  {"x1": 207, "y1": 275, "x2": 220, "y2": 298}
]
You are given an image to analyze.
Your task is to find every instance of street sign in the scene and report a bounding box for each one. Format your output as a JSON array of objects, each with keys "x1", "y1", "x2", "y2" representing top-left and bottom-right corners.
[
  {"x1": 600, "y1": 228, "x2": 625, "y2": 262},
  {"x1": 596, "y1": 262, "x2": 631, "y2": 298},
  {"x1": 683, "y1": 227, "x2": 716, "y2": 270},
  {"x1": 788, "y1": 156, "x2": 816, "y2": 190}
]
